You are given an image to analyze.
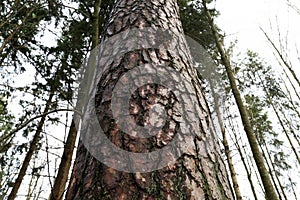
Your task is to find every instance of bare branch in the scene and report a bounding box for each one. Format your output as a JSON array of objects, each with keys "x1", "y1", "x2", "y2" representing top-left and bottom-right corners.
[{"x1": 9, "y1": 108, "x2": 81, "y2": 136}]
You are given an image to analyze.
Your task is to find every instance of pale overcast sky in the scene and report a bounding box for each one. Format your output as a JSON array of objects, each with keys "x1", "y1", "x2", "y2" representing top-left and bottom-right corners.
[{"x1": 216, "y1": 0, "x2": 300, "y2": 64}]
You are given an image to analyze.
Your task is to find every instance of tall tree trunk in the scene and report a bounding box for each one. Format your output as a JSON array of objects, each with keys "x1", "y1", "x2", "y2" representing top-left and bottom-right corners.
[
  {"x1": 66, "y1": 0, "x2": 234, "y2": 199},
  {"x1": 8, "y1": 91, "x2": 54, "y2": 200},
  {"x1": 255, "y1": 71, "x2": 300, "y2": 164},
  {"x1": 263, "y1": 143, "x2": 288, "y2": 200},
  {"x1": 226, "y1": 111, "x2": 259, "y2": 200},
  {"x1": 219, "y1": 119, "x2": 242, "y2": 200},
  {"x1": 49, "y1": 1, "x2": 102, "y2": 200},
  {"x1": 202, "y1": 1, "x2": 279, "y2": 200},
  {"x1": 210, "y1": 83, "x2": 243, "y2": 200},
  {"x1": 259, "y1": 144, "x2": 283, "y2": 200}
]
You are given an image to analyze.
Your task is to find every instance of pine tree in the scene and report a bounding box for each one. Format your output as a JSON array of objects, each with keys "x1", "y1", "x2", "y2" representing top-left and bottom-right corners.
[{"x1": 66, "y1": 0, "x2": 234, "y2": 199}]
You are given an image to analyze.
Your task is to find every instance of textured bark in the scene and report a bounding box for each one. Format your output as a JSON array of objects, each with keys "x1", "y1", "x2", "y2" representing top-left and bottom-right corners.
[
  {"x1": 66, "y1": 0, "x2": 233, "y2": 199},
  {"x1": 202, "y1": 1, "x2": 279, "y2": 200}
]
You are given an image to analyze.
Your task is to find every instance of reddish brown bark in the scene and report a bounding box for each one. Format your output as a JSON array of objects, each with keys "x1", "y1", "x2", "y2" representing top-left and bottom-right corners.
[{"x1": 66, "y1": 0, "x2": 233, "y2": 199}]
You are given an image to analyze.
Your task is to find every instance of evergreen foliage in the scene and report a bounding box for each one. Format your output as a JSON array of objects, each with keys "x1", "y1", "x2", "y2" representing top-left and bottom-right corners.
[{"x1": 0, "y1": 0, "x2": 299, "y2": 199}]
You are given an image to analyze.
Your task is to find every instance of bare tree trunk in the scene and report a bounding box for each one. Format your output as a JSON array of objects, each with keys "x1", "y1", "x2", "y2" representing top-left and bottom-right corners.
[
  {"x1": 255, "y1": 71, "x2": 300, "y2": 164},
  {"x1": 280, "y1": 109, "x2": 300, "y2": 147},
  {"x1": 220, "y1": 123, "x2": 242, "y2": 200},
  {"x1": 210, "y1": 83, "x2": 243, "y2": 200},
  {"x1": 226, "y1": 111, "x2": 259, "y2": 200},
  {"x1": 281, "y1": 76, "x2": 300, "y2": 120},
  {"x1": 202, "y1": 1, "x2": 279, "y2": 199},
  {"x1": 263, "y1": 144, "x2": 288, "y2": 200},
  {"x1": 49, "y1": 1, "x2": 102, "y2": 199},
  {"x1": 66, "y1": 0, "x2": 234, "y2": 199},
  {"x1": 259, "y1": 144, "x2": 283, "y2": 200},
  {"x1": 8, "y1": 91, "x2": 54, "y2": 200}
]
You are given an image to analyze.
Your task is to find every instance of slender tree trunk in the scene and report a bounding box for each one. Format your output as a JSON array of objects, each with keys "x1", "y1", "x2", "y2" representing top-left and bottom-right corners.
[
  {"x1": 49, "y1": 1, "x2": 102, "y2": 199},
  {"x1": 259, "y1": 144, "x2": 283, "y2": 200},
  {"x1": 255, "y1": 71, "x2": 300, "y2": 164},
  {"x1": 226, "y1": 111, "x2": 259, "y2": 200},
  {"x1": 241, "y1": 149, "x2": 259, "y2": 200},
  {"x1": 8, "y1": 91, "x2": 54, "y2": 200},
  {"x1": 66, "y1": 0, "x2": 234, "y2": 199},
  {"x1": 288, "y1": 176, "x2": 298, "y2": 200},
  {"x1": 220, "y1": 124, "x2": 242, "y2": 200},
  {"x1": 280, "y1": 108, "x2": 300, "y2": 147},
  {"x1": 264, "y1": 143, "x2": 288, "y2": 200},
  {"x1": 280, "y1": 63, "x2": 300, "y2": 101},
  {"x1": 49, "y1": 121, "x2": 77, "y2": 200},
  {"x1": 243, "y1": 147, "x2": 265, "y2": 197},
  {"x1": 261, "y1": 28, "x2": 300, "y2": 88},
  {"x1": 210, "y1": 84, "x2": 243, "y2": 200},
  {"x1": 202, "y1": 1, "x2": 279, "y2": 199},
  {"x1": 281, "y1": 76, "x2": 300, "y2": 120}
]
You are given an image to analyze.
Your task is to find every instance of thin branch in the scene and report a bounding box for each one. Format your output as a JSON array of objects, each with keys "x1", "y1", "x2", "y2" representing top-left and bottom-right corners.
[
  {"x1": 9, "y1": 108, "x2": 80, "y2": 136},
  {"x1": 45, "y1": 131, "x2": 54, "y2": 195},
  {"x1": 260, "y1": 27, "x2": 300, "y2": 88}
]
